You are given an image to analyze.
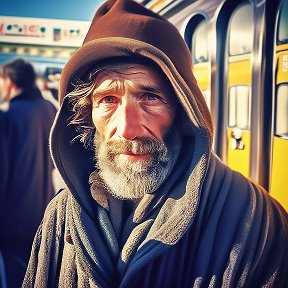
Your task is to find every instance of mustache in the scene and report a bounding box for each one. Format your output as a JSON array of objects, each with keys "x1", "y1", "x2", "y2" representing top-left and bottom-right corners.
[{"x1": 104, "y1": 137, "x2": 167, "y2": 155}]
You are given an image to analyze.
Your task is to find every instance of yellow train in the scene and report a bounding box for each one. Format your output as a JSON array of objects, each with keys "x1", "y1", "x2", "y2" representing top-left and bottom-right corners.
[{"x1": 141, "y1": 0, "x2": 288, "y2": 210}]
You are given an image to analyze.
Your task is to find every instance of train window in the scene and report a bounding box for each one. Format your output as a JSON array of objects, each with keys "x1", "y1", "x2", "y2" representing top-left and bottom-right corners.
[
  {"x1": 192, "y1": 20, "x2": 208, "y2": 64},
  {"x1": 228, "y1": 3, "x2": 253, "y2": 56},
  {"x1": 275, "y1": 84, "x2": 288, "y2": 137},
  {"x1": 228, "y1": 86, "x2": 250, "y2": 129},
  {"x1": 277, "y1": 0, "x2": 288, "y2": 44}
]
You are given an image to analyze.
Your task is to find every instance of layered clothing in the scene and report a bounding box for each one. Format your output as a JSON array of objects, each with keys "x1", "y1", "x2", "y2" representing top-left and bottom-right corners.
[{"x1": 23, "y1": 0, "x2": 288, "y2": 287}]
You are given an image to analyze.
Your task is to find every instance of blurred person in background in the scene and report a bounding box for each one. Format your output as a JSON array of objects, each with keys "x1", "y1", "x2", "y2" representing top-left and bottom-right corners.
[
  {"x1": 0, "y1": 58, "x2": 57, "y2": 287},
  {"x1": 36, "y1": 75, "x2": 59, "y2": 109}
]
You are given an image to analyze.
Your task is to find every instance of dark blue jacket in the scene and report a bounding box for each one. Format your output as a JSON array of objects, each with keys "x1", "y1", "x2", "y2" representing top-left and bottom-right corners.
[{"x1": 0, "y1": 87, "x2": 57, "y2": 287}]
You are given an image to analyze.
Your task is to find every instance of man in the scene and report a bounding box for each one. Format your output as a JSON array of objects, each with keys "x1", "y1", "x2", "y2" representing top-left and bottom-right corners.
[
  {"x1": 23, "y1": 0, "x2": 288, "y2": 287},
  {"x1": 0, "y1": 59, "x2": 57, "y2": 287}
]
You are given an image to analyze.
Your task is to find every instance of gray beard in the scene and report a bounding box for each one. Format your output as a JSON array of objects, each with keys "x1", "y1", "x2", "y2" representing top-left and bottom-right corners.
[{"x1": 90, "y1": 126, "x2": 182, "y2": 200}]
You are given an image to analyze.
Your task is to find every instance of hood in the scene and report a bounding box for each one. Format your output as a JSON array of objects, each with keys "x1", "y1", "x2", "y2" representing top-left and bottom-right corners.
[{"x1": 50, "y1": 0, "x2": 213, "y2": 227}]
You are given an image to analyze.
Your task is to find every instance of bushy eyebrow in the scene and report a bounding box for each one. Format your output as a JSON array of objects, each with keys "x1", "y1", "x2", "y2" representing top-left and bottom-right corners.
[
  {"x1": 138, "y1": 84, "x2": 162, "y2": 94},
  {"x1": 92, "y1": 80, "x2": 123, "y2": 98},
  {"x1": 92, "y1": 86, "x2": 117, "y2": 98},
  {"x1": 92, "y1": 81, "x2": 163, "y2": 99}
]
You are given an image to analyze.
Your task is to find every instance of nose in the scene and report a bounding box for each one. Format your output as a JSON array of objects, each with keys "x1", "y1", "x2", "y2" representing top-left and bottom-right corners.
[{"x1": 116, "y1": 102, "x2": 145, "y2": 140}]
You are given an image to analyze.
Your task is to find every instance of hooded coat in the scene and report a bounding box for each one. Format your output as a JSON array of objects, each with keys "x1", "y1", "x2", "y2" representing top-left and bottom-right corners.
[{"x1": 23, "y1": 0, "x2": 288, "y2": 287}]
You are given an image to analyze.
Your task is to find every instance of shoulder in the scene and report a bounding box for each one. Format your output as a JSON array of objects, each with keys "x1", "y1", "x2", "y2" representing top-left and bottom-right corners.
[
  {"x1": 41, "y1": 189, "x2": 70, "y2": 229},
  {"x1": 211, "y1": 153, "x2": 268, "y2": 199},
  {"x1": 37, "y1": 97, "x2": 58, "y2": 119},
  {"x1": 47, "y1": 188, "x2": 69, "y2": 206},
  {"x1": 45, "y1": 188, "x2": 69, "y2": 213},
  {"x1": 203, "y1": 154, "x2": 288, "y2": 283},
  {"x1": 208, "y1": 153, "x2": 288, "y2": 226}
]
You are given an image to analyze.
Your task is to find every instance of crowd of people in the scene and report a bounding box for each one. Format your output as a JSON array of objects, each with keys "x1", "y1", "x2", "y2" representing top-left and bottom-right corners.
[{"x1": 0, "y1": 0, "x2": 288, "y2": 287}]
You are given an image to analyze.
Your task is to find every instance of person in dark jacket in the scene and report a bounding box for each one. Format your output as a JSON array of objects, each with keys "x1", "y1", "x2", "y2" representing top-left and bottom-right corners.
[
  {"x1": 0, "y1": 58, "x2": 57, "y2": 288},
  {"x1": 23, "y1": 1, "x2": 288, "y2": 287}
]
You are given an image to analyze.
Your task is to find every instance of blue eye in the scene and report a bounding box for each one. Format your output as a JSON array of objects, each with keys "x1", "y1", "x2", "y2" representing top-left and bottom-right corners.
[
  {"x1": 144, "y1": 93, "x2": 159, "y2": 101},
  {"x1": 103, "y1": 96, "x2": 116, "y2": 103}
]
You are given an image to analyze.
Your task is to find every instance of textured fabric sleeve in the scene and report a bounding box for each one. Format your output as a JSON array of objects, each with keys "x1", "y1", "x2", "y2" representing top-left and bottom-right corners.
[
  {"x1": 22, "y1": 190, "x2": 68, "y2": 288},
  {"x1": 220, "y1": 169, "x2": 288, "y2": 287},
  {"x1": 21, "y1": 223, "x2": 43, "y2": 287},
  {"x1": 195, "y1": 156, "x2": 288, "y2": 287},
  {"x1": 246, "y1": 184, "x2": 288, "y2": 287}
]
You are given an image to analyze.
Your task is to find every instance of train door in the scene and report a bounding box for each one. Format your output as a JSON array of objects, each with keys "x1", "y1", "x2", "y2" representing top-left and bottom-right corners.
[
  {"x1": 270, "y1": 0, "x2": 288, "y2": 210},
  {"x1": 191, "y1": 19, "x2": 211, "y2": 111},
  {"x1": 226, "y1": 2, "x2": 253, "y2": 177}
]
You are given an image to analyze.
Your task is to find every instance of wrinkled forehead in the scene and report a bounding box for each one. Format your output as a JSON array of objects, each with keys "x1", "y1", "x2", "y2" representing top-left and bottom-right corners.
[
  {"x1": 83, "y1": 57, "x2": 178, "y2": 101},
  {"x1": 92, "y1": 62, "x2": 155, "y2": 82},
  {"x1": 93, "y1": 64, "x2": 170, "y2": 90}
]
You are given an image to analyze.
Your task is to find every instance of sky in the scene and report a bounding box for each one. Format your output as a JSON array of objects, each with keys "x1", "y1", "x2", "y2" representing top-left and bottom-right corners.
[{"x1": 0, "y1": 0, "x2": 106, "y2": 21}]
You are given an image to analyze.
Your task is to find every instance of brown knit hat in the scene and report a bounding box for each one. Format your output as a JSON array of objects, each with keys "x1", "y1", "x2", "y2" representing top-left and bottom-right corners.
[{"x1": 59, "y1": 0, "x2": 213, "y2": 140}]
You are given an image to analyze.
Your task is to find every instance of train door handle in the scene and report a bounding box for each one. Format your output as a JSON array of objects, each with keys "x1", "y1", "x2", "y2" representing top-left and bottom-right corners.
[{"x1": 231, "y1": 129, "x2": 245, "y2": 150}]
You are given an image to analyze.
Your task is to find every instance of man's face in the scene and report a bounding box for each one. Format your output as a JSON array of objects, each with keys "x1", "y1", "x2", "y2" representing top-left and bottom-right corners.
[
  {"x1": 91, "y1": 63, "x2": 176, "y2": 154},
  {"x1": 90, "y1": 63, "x2": 181, "y2": 199},
  {"x1": 0, "y1": 76, "x2": 12, "y2": 102}
]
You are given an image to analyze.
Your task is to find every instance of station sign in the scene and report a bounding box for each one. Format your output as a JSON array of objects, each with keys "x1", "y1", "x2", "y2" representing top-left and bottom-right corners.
[{"x1": 0, "y1": 16, "x2": 90, "y2": 47}]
